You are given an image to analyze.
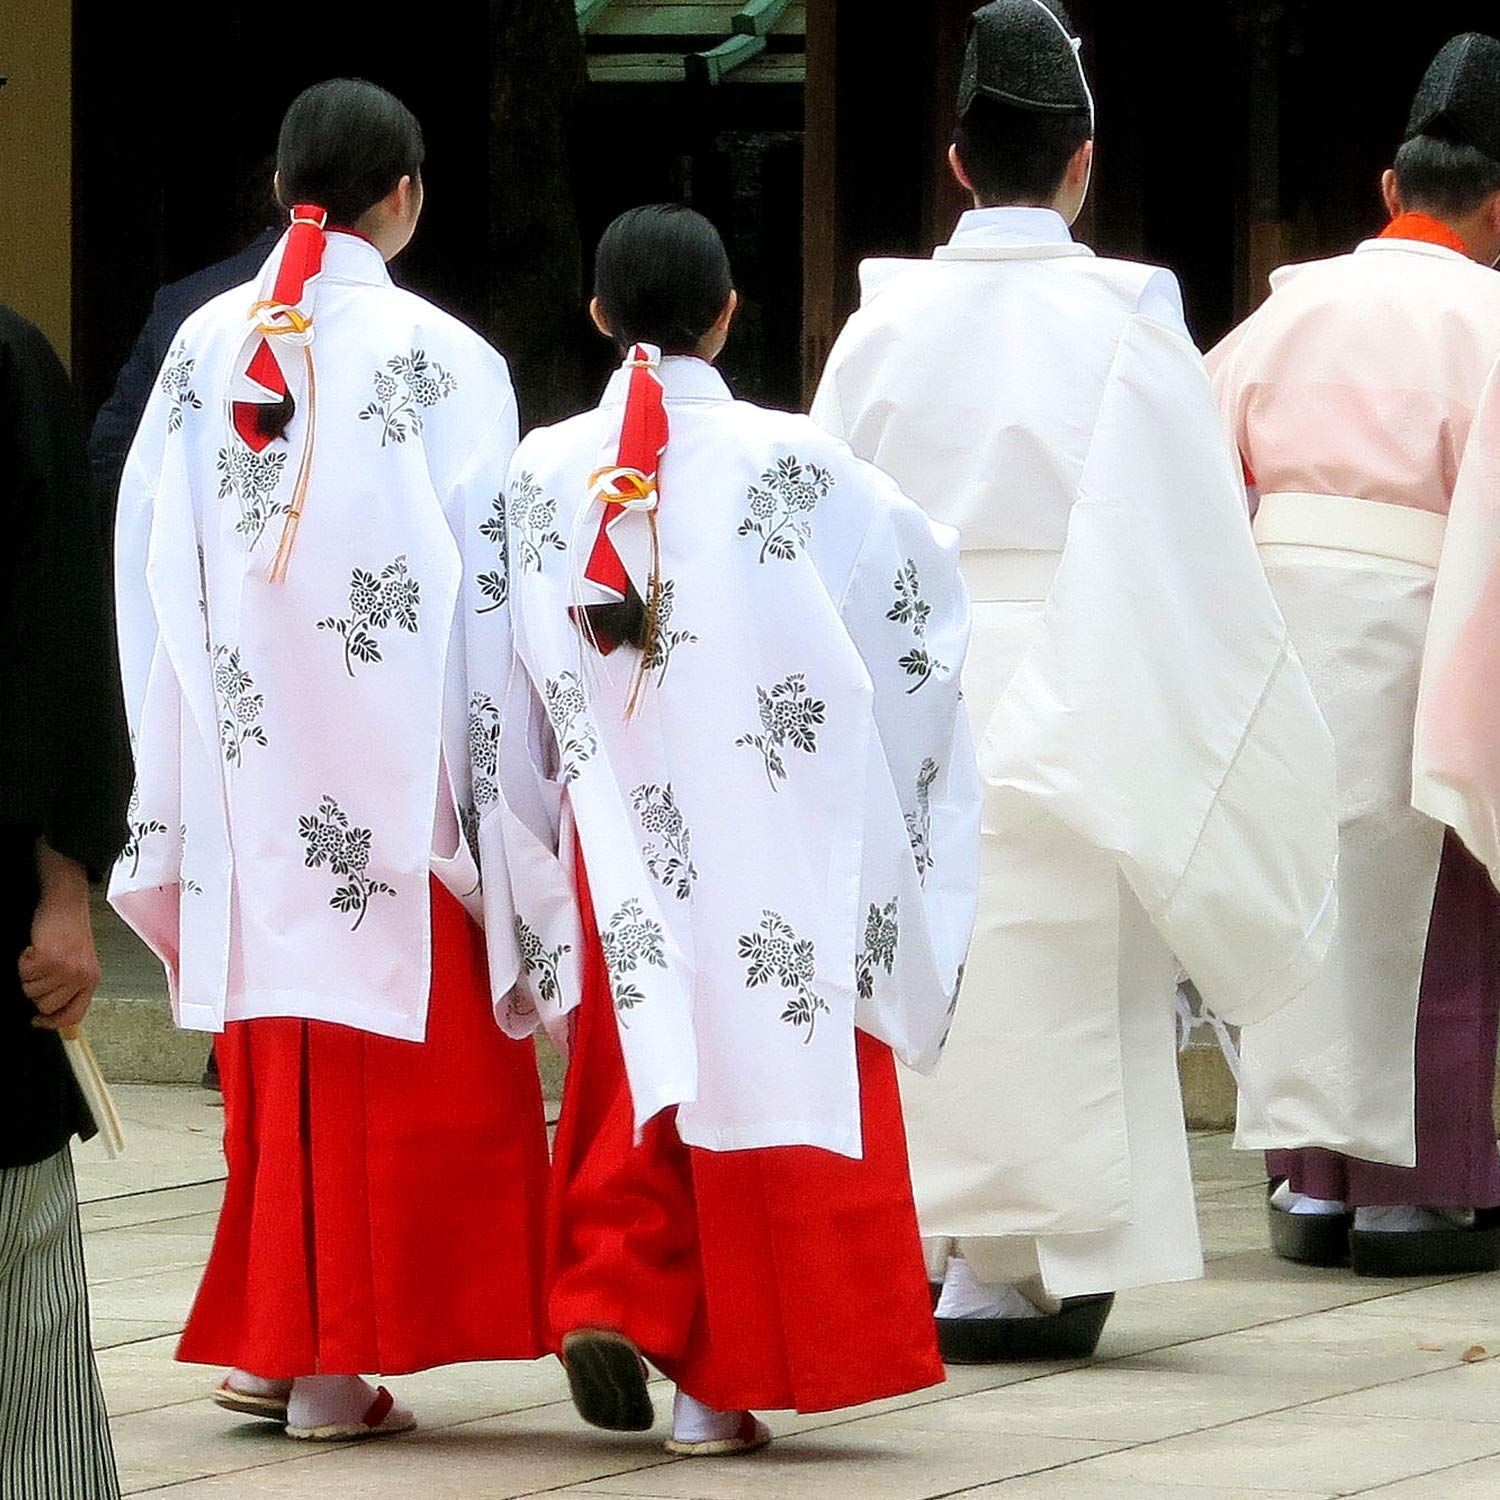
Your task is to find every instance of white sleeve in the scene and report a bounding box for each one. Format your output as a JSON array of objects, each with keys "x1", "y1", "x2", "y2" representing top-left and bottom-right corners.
[
  {"x1": 981, "y1": 315, "x2": 1338, "y2": 1027},
  {"x1": 839, "y1": 470, "x2": 981, "y2": 1068},
  {"x1": 444, "y1": 389, "x2": 543, "y2": 1031},
  {"x1": 1414, "y1": 357, "x2": 1500, "y2": 888},
  {"x1": 108, "y1": 366, "x2": 185, "y2": 978}
]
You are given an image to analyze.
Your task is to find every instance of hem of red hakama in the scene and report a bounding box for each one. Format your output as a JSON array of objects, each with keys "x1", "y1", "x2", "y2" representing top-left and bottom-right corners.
[
  {"x1": 177, "y1": 879, "x2": 551, "y2": 1378},
  {"x1": 546, "y1": 852, "x2": 944, "y2": 1415}
]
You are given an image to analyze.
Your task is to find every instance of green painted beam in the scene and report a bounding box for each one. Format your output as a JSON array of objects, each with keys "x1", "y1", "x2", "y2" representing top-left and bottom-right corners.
[
  {"x1": 732, "y1": 0, "x2": 795, "y2": 37},
  {"x1": 576, "y1": 0, "x2": 614, "y2": 33},
  {"x1": 685, "y1": 31, "x2": 767, "y2": 85}
]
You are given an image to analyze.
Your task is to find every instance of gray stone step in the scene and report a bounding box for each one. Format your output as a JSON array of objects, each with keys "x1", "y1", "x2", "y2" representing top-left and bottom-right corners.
[
  {"x1": 89, "y1": 898, "x2": 567, "y2": 1096},
  {"x1": 89, "y1": 903, "x2": 1490, "y2": 1138}
]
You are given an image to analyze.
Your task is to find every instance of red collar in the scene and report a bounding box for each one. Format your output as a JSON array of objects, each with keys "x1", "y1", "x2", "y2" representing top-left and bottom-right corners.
[{"x1": 1380, "y1": 212, "x2": 1469, "y2": 256}]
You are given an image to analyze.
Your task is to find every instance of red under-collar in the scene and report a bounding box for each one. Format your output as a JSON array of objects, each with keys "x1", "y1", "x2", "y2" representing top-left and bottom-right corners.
[{"x1": 1380, "y1": 212, "x2": 1469, "y2": 256}]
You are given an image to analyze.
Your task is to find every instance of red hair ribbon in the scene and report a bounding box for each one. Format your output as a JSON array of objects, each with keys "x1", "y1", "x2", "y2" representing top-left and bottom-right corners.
[
  {"x1": 232, "y1": 205, "x2": 327, "y2": 452},
  {"x1": 577, "y1": 344, "x2": 669, "y2": 657},
  {"x1": 226, "y1": 205, "x2": 328, "y2": 582}
]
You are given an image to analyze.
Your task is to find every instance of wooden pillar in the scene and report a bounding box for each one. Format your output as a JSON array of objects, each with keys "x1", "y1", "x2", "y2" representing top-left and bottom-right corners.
[
  {"x1": 801, "y1": 0, "x2": 840, "y2": 403},
  {"x1": 1237, "y1": 0, "x2": 1290, "y2": 316},
  {"x1": 923, "y1": 1, "x2": 975, "y2": 252},
  {"x1": 0, "y1": 0, "x2": 74, "y2": 358},
  {"x1": 801, "y1": 0, "x2": 962, "y2": 404}
]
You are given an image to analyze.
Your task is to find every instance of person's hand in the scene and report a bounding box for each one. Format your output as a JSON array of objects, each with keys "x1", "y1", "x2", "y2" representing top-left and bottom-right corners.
[{"x1": 21, "y1": 844, "x2": 103, "y2": 1032}]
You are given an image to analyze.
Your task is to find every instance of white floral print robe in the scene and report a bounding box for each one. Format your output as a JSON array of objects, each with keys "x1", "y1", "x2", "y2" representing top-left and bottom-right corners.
[
  {"x1": 111, "y1": 230, "x2": 522, "y2": 1041},
  {"x1": 494, "y1": 354, "x2": 980, "y2": 1156}
]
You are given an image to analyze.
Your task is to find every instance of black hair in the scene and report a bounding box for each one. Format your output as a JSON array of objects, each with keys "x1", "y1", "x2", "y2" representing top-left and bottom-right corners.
[
  {"x1": 276, "y1": 78, "x2": 425, "y2": 226},
  {"x1": 593, "y1": 204, "x2": 734, "y2": 355},
  {"x1": 953, "y1": 96, "x2": 1091, "y2": 207},
  {"x1": 1394, "y1": 132, "x2": 1500, "y2": 219}
]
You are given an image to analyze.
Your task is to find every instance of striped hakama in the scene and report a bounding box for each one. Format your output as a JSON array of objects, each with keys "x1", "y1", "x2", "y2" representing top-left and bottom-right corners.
[{"x1": 0, "y1": 1148, "x2": 119, "y2": 1499}]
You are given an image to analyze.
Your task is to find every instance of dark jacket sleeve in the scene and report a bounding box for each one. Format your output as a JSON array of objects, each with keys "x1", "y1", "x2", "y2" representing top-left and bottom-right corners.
[
  {"x1": 0, "y1": 308, "x2": 133, "y2": 878},
  {"x1": 88, "y1": 293, "x2": 175, "y2": 506}
]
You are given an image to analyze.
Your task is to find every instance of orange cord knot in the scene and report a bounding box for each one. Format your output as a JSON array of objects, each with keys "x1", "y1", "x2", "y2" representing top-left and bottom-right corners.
[
  {"x1": 249, "y1": 300, "x2": 314, "y2": 344},
  {"x1": 588, "y1": 465, "x2": 658, "y2": 513}
]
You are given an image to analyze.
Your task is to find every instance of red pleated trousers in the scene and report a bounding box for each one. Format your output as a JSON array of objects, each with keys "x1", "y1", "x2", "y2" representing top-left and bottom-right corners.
[
  {"x1": 178, "y1": 879, "x2": 551, "y2": 1377},
  {"x1": 546, "y1": 851, "x2": 943, "y2": 1414}
]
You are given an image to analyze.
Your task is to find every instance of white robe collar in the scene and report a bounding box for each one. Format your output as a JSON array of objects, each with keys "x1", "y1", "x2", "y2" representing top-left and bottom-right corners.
[
  {"x1": 601, "y1": 355, "x2": 732, "y2": 408},
  {"x1": 1352, "y1": 235, "x2": 1472, "y2": 266},
  {"x1": 317, "y1": 230, "x2": 393, "y2": 287},
  {"x1": 934, "y1": 206, "x2": 1094, "y2": 263}
]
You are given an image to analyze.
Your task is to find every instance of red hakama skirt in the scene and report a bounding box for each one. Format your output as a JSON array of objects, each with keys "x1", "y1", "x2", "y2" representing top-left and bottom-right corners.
[
  {"x1": 178, "y1": 879, "x2": 551, "y2": 1377},
  {"x1": 547, "y1": 852, "x2": 943, "y2": 1414}
]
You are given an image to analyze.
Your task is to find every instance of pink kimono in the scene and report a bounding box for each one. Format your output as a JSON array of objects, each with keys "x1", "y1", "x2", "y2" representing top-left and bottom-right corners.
[{"x1": 1210, "y1": 215, "x2": 1500, "y2": 1206}]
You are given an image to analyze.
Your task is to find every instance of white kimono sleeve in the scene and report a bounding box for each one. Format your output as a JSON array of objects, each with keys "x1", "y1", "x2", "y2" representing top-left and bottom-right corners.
[
  {"x1": 981, "y1": 314, "x2": 1338, "y2": 1028},
  {"x1": 839, "y1": 472, "x2": 981, "y2": 1069},
  {"x1": 449, "y1": 394, "x2": 542, "y2": 1032},
  {"x1": 109, "y1": 370, "x2": 186, "y2": 984},
  {"x1": 1414, "y1": 358, "x2": 1500, "y2": 889},
  {"x1": 481, "y1": 451, "x2": 584, "y2": 1042}
]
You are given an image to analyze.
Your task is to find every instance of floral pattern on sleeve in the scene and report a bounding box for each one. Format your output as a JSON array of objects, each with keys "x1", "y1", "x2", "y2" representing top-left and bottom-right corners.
[
  {"x1": 118, "y1": 785, "x2": 167, "y2": 880},
  {"x1": 160, "y1": 346, "x2": 202, "y2": 433},
  {"x1": 516, "y1": 916, "x2": 569, "y2": 1007},
  {"x1": 468, "y1": 691, "x2": 503, "y2": 810},
  {"x1": 888, "y1": 560, "x2": 945, "y2": 693},
  {"x1": 735, "y1": 673, "x2": 826, "y2": 791},
  {"x1": 855, "y1": 898, "x2": 900, "y2": 1001},
  {"x1": 212, "y1": 647, "x2": 268, "y2": 767},
  {"x1": 510, "y1": 472, "x2": 568, "y2": 573},
  {"x1": 905, "y1": 758, "x2": 939, "y2": 884},
  {"x1": 543, "y1": 671, "x2": 597, "y2": 783},
  {"x1": 632, "y1": 783, "x2": 697, "y2": 900},
  {"x1": 642, "y1": 579, "x2": 698, "y2": 682},
  {"x1": 317, "y1": 556, "x2": 421, "y2": 676},
  {"x1": 217, "y1": 445, "x2": 288, "y2": 548},
  {"x1": 178, "y1": 824, "x2": 203, "y2": 896},
  {"x1": 738, "y1": 455, "x2": 834, "y2": 564},
  {"x1": 298, "y1": 796, "x2": 397, "y2": 930},
  {"x1": 739, "y1": 910, "x2": 826, "y2": 1043},
  {"x1": 476, "y1": 492, "x2": 509, "y2": 614},
  {"x1": 599, "y1": 899, "x2": 668, "y2": 1020},
  {"x1": 360, "y1": 349, "x2": 458, "y2": 446}
]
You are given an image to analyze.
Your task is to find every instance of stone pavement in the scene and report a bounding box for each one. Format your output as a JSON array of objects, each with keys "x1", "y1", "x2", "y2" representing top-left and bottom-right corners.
[{"x1": 78, "y1": 1086, "x2": 1500, "y2": 1499}]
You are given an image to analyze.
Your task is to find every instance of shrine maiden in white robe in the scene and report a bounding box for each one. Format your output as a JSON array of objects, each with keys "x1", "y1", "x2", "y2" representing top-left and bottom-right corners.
[
  {"x1": 812, "y1": 207, "x2": 1338, "y2": 1296},
  {"x1": 111, "y1": 228, "x2": 523, "y2": 1041},
  {"x1": 1212, "y1": 229, "x2": 1500, "y2": 1167},
  {"x1": 494, "y1": 352, "x2": 980, "y2": 1155}
]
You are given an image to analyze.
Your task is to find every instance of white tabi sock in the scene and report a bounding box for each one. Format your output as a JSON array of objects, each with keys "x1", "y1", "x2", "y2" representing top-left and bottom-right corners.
[
  {"x1": 225, "y1": 1369, "x2": 291, "y2": 1398},
  {"x1": 1354, "y1": 1205, "x2": 1474, "y2": 1234},
  {"x1": 287, "y1": 1375, "x2": 412, "y2": 1432},
  {"x1": 935, "y1": 1257, "x2": 1050, "y2": 1321},
  {"x1": 672, "y1": 1389, "x2": 751, "y2": 1445}
]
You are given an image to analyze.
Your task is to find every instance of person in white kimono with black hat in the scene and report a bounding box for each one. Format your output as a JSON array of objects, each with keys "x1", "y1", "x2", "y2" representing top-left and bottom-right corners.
[
  {"x1": 493, "y1": 204, "x2": 979, "y2": 1456},
  {"x1": 111, "y1": 79, "x2": 550, "y2": 1440},
  {"x1": 812, "y1": 0, "x2": 1339, "y2": 1362}
]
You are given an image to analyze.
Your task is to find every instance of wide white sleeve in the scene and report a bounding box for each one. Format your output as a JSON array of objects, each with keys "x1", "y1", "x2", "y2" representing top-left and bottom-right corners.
[
  {"x1": 444, "y1": 389, "x2": 543, "y2": 1032},
  {"x1": 108, "y1": 364, "x2": 185, "y2": 977},
  {"x1": 1414, "y1": 357, "x2": 1500, "y2": 888},
  {"x1": 476, "y1": 443, "x2": 585, "y2": 1042},
  {"x1": 981, "y1": 315, "x2": 1338, "y2": 1028},
  {"x1": 839, "y1": 471, "x2": 981, "y2": 1069},
  {"x1": 808, "y1": 338, "x2": 850, "y2": 442}
]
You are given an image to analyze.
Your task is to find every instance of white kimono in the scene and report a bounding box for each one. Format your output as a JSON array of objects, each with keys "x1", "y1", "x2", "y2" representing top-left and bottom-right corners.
[
  {"x1": 112, "y1": 229, "x2": 523, "y2": 1041},
  {"x1": 496, "y1": 353, "x2": 980, "y2": 1156},
  {"x1": 813, "y1": 207, "x2": 1338, "y2": 1296},
  {"x1": 1212, "y1": 233, "x2": 1500, "y2": 1167}
]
